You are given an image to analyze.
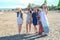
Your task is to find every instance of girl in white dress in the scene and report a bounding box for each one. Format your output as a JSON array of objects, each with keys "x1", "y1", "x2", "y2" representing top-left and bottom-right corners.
[
  {"x1": 39, "y1": 4, "x2": 48, "y2": 34},
  {"x1": 17, "y1": 8, "x2": 23, "y2": 34},
  {"x1": 26, "y1": 9, "x2": 32, "y2": 33}
]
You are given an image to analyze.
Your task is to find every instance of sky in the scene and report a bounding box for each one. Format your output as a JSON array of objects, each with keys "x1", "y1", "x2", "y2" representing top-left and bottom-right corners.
[{"x1": 0, "y1": 0, "x2": 59, "y2": 8}]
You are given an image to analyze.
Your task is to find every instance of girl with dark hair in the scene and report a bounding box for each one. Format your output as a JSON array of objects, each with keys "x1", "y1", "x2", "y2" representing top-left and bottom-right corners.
[{"x1": 26, "y1": 8, "x2": 32, "y2": 33}]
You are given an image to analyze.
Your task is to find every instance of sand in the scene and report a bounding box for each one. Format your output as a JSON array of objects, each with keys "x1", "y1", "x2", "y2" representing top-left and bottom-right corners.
[{"x1": 0, "y1": 11, "x2": 60, "y2": 40}]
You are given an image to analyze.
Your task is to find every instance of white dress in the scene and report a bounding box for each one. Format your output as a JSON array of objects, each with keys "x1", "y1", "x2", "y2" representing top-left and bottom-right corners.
[
  {"x1": 17, "y1": 13, "x2": 23, "y2": 24},
  {"x1": 39, "y1": 10, "x2": 49, "y2": 33}
]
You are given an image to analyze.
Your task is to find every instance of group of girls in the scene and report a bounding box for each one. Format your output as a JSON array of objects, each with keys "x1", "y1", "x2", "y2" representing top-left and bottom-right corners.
[{"x1": 16, "y1": 4, "x2": 48, "y2": 34}]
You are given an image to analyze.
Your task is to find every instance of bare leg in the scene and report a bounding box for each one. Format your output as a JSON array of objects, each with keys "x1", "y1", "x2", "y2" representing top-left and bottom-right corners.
[
  {"x1": 29, "y1": 23, "x2": 31, "y2": 32},
  {"x1": 18, "y1": 24, "x2": 22, "y2": 34},
  {"x1": 34, "y1": 25, "x2": 37, "y2": 33},
  {"x1": 26, "y1": 24, "x2": 28, "y2": 33}
]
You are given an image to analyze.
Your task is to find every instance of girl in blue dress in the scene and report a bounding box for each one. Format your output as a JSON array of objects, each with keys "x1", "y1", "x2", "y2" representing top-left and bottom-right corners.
[{"x1": 32, "y1": 8, "x2": 38, "y2": 33}]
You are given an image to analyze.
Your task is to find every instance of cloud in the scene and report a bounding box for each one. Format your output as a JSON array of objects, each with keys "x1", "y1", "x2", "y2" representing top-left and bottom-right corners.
[
  {"x1": 0, "y1": 0, "x2": 59, "y2": 8},
  {"x1": 0, "y1": 0, "x2": 13, "y2": 2},
  {"x1": 47, "y1": 0, "x2": 58, "y2": 6},
  {"x1": 16, "y1": 0, "x2": 30, "y2": 6}
]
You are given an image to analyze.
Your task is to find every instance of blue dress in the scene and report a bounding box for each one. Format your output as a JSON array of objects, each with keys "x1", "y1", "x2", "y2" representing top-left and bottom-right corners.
[{"x1": 32, "y1": 12, "x2": 38, "y2": 26}]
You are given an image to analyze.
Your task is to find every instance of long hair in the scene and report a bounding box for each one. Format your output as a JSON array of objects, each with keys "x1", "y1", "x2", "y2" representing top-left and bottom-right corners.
[{"x1": 42, "y1": 4, "x2": 48, "y2": 10}]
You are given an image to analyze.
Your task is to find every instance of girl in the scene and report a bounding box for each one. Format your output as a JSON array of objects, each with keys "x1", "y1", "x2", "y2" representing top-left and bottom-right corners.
[
  {"x1": 16, "y1": 8, "x2": 23, "y2": 34},
  {"x1": 37, "y1": 9, "x2": 43, "y2": 34},
  {"x1": 26, "y1": 8, "x2": 32, "y2": 33},
  {"x1": 39, "y1": 4, "x2": 48, "y2": 34},
  {"x1": 37, "y1": 9, "x2": 41, "y2": 25},
  {"x1": 32, "y1": 8, "x2": 38, "y2": 33}
]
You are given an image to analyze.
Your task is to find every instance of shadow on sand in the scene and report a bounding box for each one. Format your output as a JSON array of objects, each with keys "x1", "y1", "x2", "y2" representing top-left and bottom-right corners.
[{"x1": 0, "y1": 34, "x2": 47, "y2": 40}]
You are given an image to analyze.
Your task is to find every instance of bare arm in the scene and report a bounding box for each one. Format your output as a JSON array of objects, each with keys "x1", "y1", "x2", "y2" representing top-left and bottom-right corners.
[
  {"x1": 45, "y1": 8, "x2": 48, "y2": 15},
  {"x1": 46, "y1": 9, "x2": 48, "y2": 15}
]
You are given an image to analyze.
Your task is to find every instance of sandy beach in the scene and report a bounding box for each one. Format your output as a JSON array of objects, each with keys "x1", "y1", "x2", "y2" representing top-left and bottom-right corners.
[{"x1": 0, "y1": 11, "x2": 60, "y2": 40}]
